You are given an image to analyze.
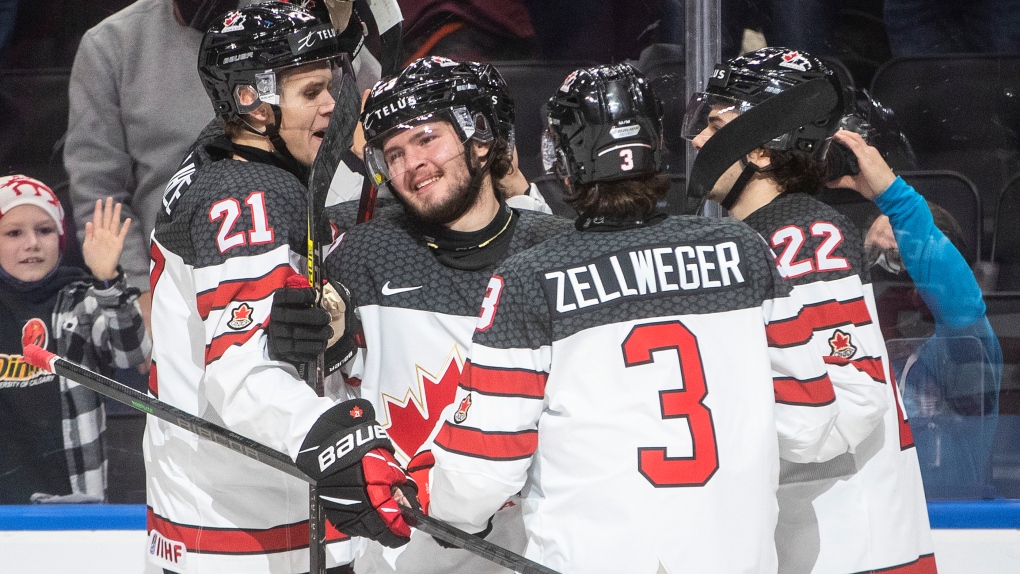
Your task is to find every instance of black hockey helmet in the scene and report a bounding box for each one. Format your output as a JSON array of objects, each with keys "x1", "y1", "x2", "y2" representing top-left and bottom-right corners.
[
  {"x1": 543, "y1": 63, "x2": 663, "y2": 187},
  {"x1": 682, "y1": 47, "x2": 849, "y2": 209},
  {"x1": 198, "y1": 0, "x2": 364, "y2": 121},
  {"x1": 682, "y1": 47, "x2": 846, "y2": 158},
  {"x1": 361, "y1": 56, "x2": 515, "y2": 189}
]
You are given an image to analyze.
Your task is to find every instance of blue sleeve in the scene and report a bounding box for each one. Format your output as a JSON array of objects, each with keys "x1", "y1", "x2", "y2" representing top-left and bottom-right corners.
[
  {"x1": 875, "y1": 178, "x2": 1003, "y2": 398},
  {"x1": 873, "y1": 177, "x2": 985, "y2": 329}
]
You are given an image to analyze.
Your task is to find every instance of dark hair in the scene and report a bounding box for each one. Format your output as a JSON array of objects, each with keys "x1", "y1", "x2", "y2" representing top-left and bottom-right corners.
[
  {"x1": 927, "y1": 201, "x2": 966, "y2": 255},
  {"x1": 488, "y1": 138, "x2": 513, "y2": 181},
  {"x1": 565, "y1": 173, "x2": 671, "y2": 217},
  {"x1": 766, "y1": 148, "x2": 829, "y2": 196}
]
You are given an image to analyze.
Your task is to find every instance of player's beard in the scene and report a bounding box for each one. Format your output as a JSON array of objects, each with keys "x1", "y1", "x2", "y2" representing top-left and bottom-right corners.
[{"x1": 395, "y1": 148, "x2": 486, "y2": 226}]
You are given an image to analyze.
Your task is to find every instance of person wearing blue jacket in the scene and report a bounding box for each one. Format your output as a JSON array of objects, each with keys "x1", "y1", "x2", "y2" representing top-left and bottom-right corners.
[{"x1": 831, "y1": 128, "x2": 1003, "y2": 498}]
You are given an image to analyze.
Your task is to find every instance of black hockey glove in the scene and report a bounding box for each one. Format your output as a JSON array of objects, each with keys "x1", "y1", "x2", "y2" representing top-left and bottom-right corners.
[
  {"x1": 296, "y1": 399, "x2": 419, "y2": 548},
  {"x1": 267, "y1": 276, "x2": 360, "y2": 373}
]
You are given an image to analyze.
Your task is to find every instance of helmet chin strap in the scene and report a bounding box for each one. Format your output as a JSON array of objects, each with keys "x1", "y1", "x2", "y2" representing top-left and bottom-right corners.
[
  {"x1": 239, "y1": 106, "x2": 307, "y2": 178},
  {"x1": 719, "y1": 155, "x2": 770, "y2": 211}
]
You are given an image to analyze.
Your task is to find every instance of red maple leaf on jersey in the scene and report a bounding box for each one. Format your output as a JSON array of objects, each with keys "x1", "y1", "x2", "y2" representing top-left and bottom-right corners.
[
  {"x1": 828, "y1": 329, "x2": 857, "y2": 359},
  {"x1": 382, "y1": 353, "x2": 462, "y2": 460}
]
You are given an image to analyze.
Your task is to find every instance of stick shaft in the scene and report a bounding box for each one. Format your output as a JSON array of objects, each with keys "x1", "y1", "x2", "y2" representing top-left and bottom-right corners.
[{"x1": 24, "y1": 345, "x2": 559, "y2": 574}]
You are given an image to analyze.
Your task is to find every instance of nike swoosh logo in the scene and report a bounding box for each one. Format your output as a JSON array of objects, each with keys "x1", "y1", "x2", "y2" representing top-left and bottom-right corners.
[
  {"x1": 320, "y1": 495, "x2": 362, "y2": 506},
  {"x1": 381, "y1": 281, "x2": 422, "y2": 296},
  {"x1": 298, "y1": 445, "x2": 320, "y2": 454}
]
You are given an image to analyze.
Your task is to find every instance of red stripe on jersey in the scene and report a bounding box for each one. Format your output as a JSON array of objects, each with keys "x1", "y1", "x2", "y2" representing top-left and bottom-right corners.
[
  {"x1": 196, "y1": 264, "x2": 297, "y2": 320},
  {"x1": 148, "y1": 360, "x2": 158, "y2": 396},
  {"x1": 150, "y1": 242, "x2": 166, "y2": 295},
  {"x1": 460, "y1": 360, "x2": 546, "y2": 398},
  {"x1": 889, "y1": 369, "x2": 916, "y2": 450},
  {"x1": 205, "y1": 321, "x2": 266, "y2": 365},
  {"x1": 823, "y1": 355, "x2": 888, "y2": 384},
  {"x1": 434, "y1": 422, "x2": 537, "y2": 461},
  {"x1": 865, "y1": 553, "x2": 937, "y2": 573},
  {"x1": 146, "y1": 507, "x2": 349, "y2": 555},
  {"x1": 773, "y1": 373, "x2": 837, "y2": 406},
  {"x1": 767, "y1": 298, "x2": 873, "y2": 347}
]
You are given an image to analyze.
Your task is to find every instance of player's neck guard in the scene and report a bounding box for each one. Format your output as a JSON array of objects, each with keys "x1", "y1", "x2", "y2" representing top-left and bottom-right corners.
[{"x1": 688, "y1": 78, "x2": 838, "y2": 210}]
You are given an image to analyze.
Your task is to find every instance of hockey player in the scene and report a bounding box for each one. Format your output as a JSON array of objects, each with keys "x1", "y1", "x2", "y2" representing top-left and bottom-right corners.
[
  {"x1": 424, "y1": 63, "x2": 846, "y2": 574},
  {"x1": 144, "y1": 4, "x2": 413, "y2": 573},
  {"x1": 266, "y1": 56, "x2": 573, "y2": 573},
  {"x1": 682, "y1": 47, "x2": 935, "y2": 573}
]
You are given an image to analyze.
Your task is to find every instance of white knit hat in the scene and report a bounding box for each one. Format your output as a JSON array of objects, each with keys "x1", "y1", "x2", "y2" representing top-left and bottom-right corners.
[{"x1": 0, "y1": 175, "x2": 66, "y2": 243}]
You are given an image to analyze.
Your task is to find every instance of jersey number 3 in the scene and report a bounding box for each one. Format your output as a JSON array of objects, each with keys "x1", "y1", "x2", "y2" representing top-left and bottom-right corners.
[{"x1": 623, "y1": 321, "x2": 719, "y2": 487}]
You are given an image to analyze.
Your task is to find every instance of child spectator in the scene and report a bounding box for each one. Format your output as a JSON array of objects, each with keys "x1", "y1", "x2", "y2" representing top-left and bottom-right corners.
[{"x1": 0, "y1": 174, "x2": 150, "y2": 504}]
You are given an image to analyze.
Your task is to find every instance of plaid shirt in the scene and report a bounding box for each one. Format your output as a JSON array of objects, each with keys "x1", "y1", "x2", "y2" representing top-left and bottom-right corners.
[{"x1": 35, "y1": 274, "x2": 150, "y2": 502}]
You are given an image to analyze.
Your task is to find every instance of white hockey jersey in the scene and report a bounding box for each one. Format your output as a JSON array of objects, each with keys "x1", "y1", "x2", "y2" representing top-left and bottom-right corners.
[
  {"x1": 745, "y1": 193, "x2": 935, "y2": 573},
  {"x1": 430, "y1": 215, "x2": 847, "y2": 574},
  {"x1": 321, "y1": 203, "x2": 572, "y2": 574},
  {"x1": 144, "y1": 149, "x2": 356, "y2": 574}
]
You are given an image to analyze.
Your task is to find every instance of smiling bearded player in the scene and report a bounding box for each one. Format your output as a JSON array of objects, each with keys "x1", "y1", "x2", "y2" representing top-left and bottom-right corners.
[{"x1": 266, "y1": 56, "x2": 572, "y2": 573}]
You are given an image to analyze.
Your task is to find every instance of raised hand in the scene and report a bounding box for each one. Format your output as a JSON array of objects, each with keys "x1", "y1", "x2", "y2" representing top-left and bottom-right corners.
[
  {"x1": 83, "y1": 197, "x2": 132, "y2": 282},
  {"x1": 826, "y1": 129, "x2": 898, "y2": 200}
]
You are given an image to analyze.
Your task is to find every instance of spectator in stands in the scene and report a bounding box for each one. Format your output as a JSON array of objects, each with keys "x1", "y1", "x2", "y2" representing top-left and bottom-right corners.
[
  {"x1": 399, "y1": 0, "x2": 539, "y2": 63},
  {"x1": 831, "y1": 129, "x2": 1004, "y2": 498},
  {"x1": 0, "y1": 175, "x2": 150, "y2": 504},
  {"x1": 721, "y1": 0, "x2": 840, "y2": 58},
  {"x1": 63, "y1": 0, "x2": 233, "y2": 335},
  {"x1": 884, "y1": 0, "x2": 1020, "y2": 57}
]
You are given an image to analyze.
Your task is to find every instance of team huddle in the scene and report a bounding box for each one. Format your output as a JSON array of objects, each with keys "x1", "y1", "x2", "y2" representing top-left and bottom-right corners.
[{"x1": 141, "y1": 2, "x2": 936, "y2": 573}]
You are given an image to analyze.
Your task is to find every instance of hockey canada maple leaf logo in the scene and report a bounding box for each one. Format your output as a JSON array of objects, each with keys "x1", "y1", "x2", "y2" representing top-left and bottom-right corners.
[
  {"x1": 453, "y1": 393, "x2": 472, "y2": 424},
  {"x1": 828, "y1": 329, "x2": 857, "y2": 359},
  {"x1": 227, "y1": 303, "x2": 254, "y2": 330},
  {"x1": 381, "y1": 349, "x2": 463, "y2": 461},
  {"x1": 350, "y1": 405, "x2": 363, "y2": 418}
]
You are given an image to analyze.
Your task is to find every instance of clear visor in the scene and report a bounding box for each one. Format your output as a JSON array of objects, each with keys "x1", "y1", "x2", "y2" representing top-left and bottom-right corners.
[
  {"x1": 541, "y1": 129, "x2": 559, "y2": 174},
  {"x1": 680, "y1": 92, "x2": 752, "y2": 141},
  {"x1": 234, "y1": 56, "x2": 350, "y2": 115},
  {"x1": 363, "y1": 107, "x2": 482, "y2": 190}
]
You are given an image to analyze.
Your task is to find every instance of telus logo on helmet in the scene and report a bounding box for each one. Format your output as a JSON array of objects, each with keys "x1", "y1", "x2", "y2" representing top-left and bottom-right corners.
[{"x1": 363, "y1": 95, "x2": 418, "y2": 126}]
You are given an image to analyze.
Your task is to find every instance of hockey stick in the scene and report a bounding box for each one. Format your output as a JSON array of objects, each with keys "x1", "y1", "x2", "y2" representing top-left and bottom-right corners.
[
  {"x1": 355, "y1": 0, "x2": 403, "y2": 225},
  {"x1": 22, "y1": 344, "x2": 560, "y2": 574},
  {"x1": 301, "y1": 3, "x2": 374, "y2": 570}
]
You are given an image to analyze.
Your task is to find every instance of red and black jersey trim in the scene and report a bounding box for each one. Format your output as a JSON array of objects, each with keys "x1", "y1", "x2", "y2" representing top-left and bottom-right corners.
[
  {"x1": 460, "y1": 360, "x2": 547, "y2": 399},
  {"x1": 205, "y1": 320, "x2": 266, "y2": 365},
  {"x1": 146, "y1": 507, "x2": 349, "y2": 555},
  {"x1": 773, "y1": 373, "x2": 837, "y2": 406},
  {"x1": 767, "y1": 297, "x2": 873, "y2": 348},
  {"x1": 148, "y1": 360, "x2": 159, "y2": 396},
  {"x1": 434, "y1": 422, "x2": 537, "y2": 461},
  {"x1": 855, "y1": 553, "x2": 937, "y2": 573},
  {"x1": 823, "y1": 355, "x2": 888, "y2": 384},
  {"x1": 196, "y1": 264, "x2": 297, "y2": 320}
]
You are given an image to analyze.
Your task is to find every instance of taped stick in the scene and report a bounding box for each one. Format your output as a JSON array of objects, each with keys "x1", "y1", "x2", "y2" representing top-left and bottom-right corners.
[{"x1": 22, "y1": 345, "x2": 560, "y2": 574}]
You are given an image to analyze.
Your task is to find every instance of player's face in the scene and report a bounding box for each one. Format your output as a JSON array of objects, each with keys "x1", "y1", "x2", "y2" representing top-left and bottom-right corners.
[
  {"x1": 0, "y1": 204, "x2": 60, "y2": 282},
  {"x1": 381, "y1": 120, "x2": 483, "y2": 225},
  {"x1": 278, "y1": 63, "x2": 336, "y2": 168},
  {"x1": 690, "y1": 104, "x2": 756, "y2": 202},
  {"x1": 690, "y1": 105, "x2": 740, "y2": 150}
]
